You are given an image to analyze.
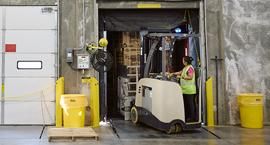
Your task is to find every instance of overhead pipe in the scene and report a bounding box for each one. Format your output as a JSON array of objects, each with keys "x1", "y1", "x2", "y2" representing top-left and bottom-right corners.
[
  {"x1": 203, "y1": 0, "x2": 209, "y2": 73},
  {"x1": 57, "y1": 0, "x2": 61, "y2": 77}
]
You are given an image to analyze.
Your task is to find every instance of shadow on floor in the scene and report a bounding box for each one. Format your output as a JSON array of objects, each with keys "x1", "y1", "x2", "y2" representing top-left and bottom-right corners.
[{"x1": 110, "y1": 119, "x2": 217, "y2": 139}]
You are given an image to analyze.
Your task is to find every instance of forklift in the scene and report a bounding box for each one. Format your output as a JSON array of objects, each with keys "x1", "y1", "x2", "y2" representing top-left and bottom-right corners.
[{"x1": 130, "y1": 32, "x2": 202, "y2": 134}]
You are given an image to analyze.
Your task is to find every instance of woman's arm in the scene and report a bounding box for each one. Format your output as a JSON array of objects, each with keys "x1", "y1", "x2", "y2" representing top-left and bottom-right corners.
[
  {"x1": 173, "y1": 70, "x2": 182, "y2": 76},
  {"x1": 182, "y1": 73, "x2": 193, "y2": 80},
  {"x1": 182, "y1": 68, "x2": 194, "y2": 80}
]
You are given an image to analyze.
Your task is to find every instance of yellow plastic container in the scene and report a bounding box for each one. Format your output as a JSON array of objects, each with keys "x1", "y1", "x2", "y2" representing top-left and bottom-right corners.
[
  {"x1": 60, "y1": 94, "x2": 88, "y2": 128},
  {"x1": 238, "y1": 93, "x2": 263, "y2": 128}
]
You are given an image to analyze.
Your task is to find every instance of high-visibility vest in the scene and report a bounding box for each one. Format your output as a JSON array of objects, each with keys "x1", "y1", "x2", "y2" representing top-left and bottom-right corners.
[{"x1": 180, "y1": 65, "x2": 196, "y2": 94}]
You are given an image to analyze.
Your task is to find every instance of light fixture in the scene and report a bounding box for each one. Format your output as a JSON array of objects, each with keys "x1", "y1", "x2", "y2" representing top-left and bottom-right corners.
[{"x1": 174, "y1": 28, "x2": 182, "y2": 33}]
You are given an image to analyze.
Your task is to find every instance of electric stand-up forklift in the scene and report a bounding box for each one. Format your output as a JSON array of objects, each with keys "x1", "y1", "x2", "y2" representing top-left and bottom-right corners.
[{"x1": 131, "y1": 32, "x2": 201, "y2": 134}]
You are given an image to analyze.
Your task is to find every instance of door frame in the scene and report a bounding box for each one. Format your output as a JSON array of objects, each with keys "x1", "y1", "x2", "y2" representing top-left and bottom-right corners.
[{"x1": 96, "y1": 0, "x2": 207, "y2": 123}]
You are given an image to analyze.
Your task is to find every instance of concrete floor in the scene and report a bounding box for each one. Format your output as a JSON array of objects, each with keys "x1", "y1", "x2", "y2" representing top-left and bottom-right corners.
[{"x1": 0, "y1": 120, "x2": 268, "y2": 145}]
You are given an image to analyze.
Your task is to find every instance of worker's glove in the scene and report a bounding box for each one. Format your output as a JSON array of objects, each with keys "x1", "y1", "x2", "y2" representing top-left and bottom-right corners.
[
  {"x1": 165, "y1": 72, "x2": 170, "y2": 76},
  {"x1": 168, "y1": 73, "x2": 174, "y2": 78}
]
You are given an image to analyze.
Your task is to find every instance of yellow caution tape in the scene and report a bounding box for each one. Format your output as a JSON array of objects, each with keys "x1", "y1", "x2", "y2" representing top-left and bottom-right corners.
[
  {"x1": 3, "y1": 84, "x2": 54, "y2": 101},
  {"x1": 137, "y1": 3, "x2": 161, "y2": 9}
]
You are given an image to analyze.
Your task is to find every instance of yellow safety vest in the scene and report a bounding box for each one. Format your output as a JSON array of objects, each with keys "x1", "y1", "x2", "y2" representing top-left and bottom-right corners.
[{"x1": 180, "y1": 65, "x2": 196, "y2": 94}]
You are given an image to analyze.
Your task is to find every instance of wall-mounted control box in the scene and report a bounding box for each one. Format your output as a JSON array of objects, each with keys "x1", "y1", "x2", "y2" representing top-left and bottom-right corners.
[
  {"x1": 66, "y1": 48, "x2": 73, "y2": 63},
  {"x1": 74, "y1": 54, "x2": 90, "y2": 69}
]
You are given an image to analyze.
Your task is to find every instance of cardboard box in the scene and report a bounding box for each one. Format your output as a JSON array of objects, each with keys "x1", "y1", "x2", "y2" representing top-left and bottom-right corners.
[
  {"x1": 117, "y1": 32, "x2": 141, "y2": 66},
  {"x1": 123, "y1": 54, "x2": 140, "y2": 66},
  {"x1": 122, "y1": 32, "x2": 140, "y2": 44}
]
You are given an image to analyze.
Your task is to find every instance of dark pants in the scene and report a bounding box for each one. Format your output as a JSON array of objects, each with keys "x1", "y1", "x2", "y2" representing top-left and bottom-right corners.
[{"x1": 183, "y1": 94, "x2": 196, "y2": 122}]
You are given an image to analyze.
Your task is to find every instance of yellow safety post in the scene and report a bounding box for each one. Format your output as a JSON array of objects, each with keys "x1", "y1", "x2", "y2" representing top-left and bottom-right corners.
[
  {"x1": 1, "y1": 83, "x2": 4, "y2": 94},
  {"x1": 206, "y1": 77, "x2": 214, "y2": 126},
  {"x1": 82, "y1": 77, "x2": 100, "y2": 128},
  {"x1": 56, "y1": 77, "x2": 64, "y2": 127}
]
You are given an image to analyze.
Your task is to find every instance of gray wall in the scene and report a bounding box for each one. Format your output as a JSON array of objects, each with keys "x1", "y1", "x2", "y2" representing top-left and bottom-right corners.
[
  {"x1": 206, "y1": 0, "x2": 270, "y2": 124},
  {"x1": 222, "y1": 0, "x2": 270, "y2": 124},
  {"x1": 205, "y1": 0, "x2": 228, "y2": 125},
  {"x1": 60, "y1": 0, "x2": 98, "y2": 94},
  {"x1": 2, "y1": 0, "x2": 270, "y2": 125}
]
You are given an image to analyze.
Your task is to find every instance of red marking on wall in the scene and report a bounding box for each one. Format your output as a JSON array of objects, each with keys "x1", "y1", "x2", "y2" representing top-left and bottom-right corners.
[{"x1": 5, "y1": 44, "x2": 16, "y2": 52}]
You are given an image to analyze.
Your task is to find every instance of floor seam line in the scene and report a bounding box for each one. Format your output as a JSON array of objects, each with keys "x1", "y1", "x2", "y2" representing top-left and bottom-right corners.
[
  {"x1": 39, "y1": 126, "x2": 46, "y2": 139},
  {"x1": 202, "y1": 127, "x2": 222, "y2": 139}
]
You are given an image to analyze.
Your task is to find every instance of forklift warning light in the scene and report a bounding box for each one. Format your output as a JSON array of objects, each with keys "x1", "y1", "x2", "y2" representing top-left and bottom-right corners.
[{"x1": 174, "y1": 28, "x2": 182, "y2": 33}]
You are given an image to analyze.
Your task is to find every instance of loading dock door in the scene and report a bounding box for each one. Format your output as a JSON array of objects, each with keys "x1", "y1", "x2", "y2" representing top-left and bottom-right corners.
[
  {"x1": 99, "y1": 9, "x2": 200, "y2": 119},
  {"x1": 0, "y1": 6, "x2": 57, "y2": 124}
]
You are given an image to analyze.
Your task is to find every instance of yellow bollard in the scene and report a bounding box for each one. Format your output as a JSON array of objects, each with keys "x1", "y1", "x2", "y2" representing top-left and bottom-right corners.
[
  {"x1": 82, "y1": 77, "x2": 100, "y2": 128},
  {"x1": 56, "y1": 77, "x2": 64, "y2": 127},
  {"x1": 206, "y1": 77, "x2": 214, "y2": 126}
]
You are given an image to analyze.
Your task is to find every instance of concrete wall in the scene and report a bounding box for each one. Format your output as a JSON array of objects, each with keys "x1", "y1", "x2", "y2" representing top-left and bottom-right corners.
[
  {"x1": 206, "y1": 0, "x2": 270, "y2": 124},
  {"x1": 3, "y1": 0, "x2": 270, "y2": 125},
  {"x1": 60, "y1": 0, "x2": 98, "y2": 94},
  {"x1": 222, "y1": 0, "x2": 270, "y2": 124},
  {"x1": 205, "y1": 0, "x2": 228, "y2": 125}
]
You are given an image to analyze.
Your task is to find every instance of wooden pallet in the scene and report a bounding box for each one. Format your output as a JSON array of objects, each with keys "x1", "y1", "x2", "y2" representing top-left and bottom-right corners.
[{"x1": 48, "y1": 127, "x2": 99, "y2": 142}]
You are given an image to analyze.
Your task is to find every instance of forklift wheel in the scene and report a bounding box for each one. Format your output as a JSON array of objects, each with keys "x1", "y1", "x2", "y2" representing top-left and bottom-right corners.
[
  {"x1": 166, "y1": 123, "x2": 183, "y2": 134},
  {"x1": 175, "y1": 124, "x2": 183, "y2": 133},
  {"x1": 131, "y1": 107, "x2": 138, "y2": 124},
  {"x1": 166, "y1": 124, "x2": 176, "y2": 134}
]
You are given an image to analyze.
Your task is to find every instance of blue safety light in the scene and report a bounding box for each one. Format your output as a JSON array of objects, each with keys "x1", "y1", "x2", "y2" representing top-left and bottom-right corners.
[{"x1": 174, "y1": 28, "x2": 182, "y2": 33}]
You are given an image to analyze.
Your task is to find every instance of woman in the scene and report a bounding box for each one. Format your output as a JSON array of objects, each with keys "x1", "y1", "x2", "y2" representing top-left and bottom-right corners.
[{"x1": 173, "y1": 56, "x2": 196, "y2": 122}]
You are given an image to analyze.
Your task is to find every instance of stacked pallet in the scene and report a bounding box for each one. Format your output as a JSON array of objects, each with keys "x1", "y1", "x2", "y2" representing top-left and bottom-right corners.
[
  {"x1": 118, "y1": 32, "x2": 140, "y2": 67},
  {"x1": 48, "y1": 127, "x2": 98, "y2": 142},
  {"x1": 117, "y1": 32, "x2": 141, "y2": 120}
]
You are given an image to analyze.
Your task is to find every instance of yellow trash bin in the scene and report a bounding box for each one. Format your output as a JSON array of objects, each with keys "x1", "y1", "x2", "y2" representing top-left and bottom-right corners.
[
  {"x1": 60, "y1": 94, "x2": 88, "y2": 128},
  {"x1": 238, "y1": 93, "x2": 263, "y2": 128}
]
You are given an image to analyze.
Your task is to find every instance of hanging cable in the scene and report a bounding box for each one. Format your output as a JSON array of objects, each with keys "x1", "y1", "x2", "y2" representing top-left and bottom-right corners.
[{"x1": 188, "y1": 10, "x2": 201, "y2": 67}]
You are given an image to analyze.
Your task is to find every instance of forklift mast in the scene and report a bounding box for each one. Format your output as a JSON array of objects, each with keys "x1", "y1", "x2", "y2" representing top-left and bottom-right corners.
[{"x1": 139, "y1": 32, "x2": 200, "y2": 80}]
